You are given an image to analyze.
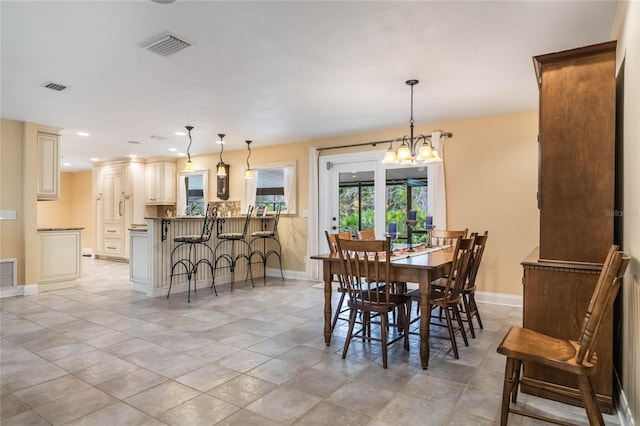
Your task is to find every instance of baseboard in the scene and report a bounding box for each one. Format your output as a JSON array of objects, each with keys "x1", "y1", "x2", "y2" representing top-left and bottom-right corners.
[
  {"x1": 475, "y1": 290, "x2": 523, "y2": 308},
  {"x1": 0, "y1": 284, "x2": 38, "y2": 298},
  {"x1": 615, "y1": 371, "x2": 635, "y2": 426}
]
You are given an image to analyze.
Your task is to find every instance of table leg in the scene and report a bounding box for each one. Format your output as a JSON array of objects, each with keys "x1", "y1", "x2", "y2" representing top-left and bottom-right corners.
[
  {"x1": 323, "y1": 261, "x2": 333, "y2": 346},
  {"x1": 419, "y1": 270, "x2": 431, "y2": 369}
]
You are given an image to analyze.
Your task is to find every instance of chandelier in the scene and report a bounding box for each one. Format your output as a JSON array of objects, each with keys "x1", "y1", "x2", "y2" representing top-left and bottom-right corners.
[
  {"x1": 216, "y1": 133, "x2": 227, "y2": 176},
  {"x1": 382, "y1": 79, "x2": 452, "y2": 165},
  {"x1": 244, "y1": 140, "x2": 253, "y2": 179},
  {"x1": 184, "y1": 125, "x2": 194, "y2": 171}
]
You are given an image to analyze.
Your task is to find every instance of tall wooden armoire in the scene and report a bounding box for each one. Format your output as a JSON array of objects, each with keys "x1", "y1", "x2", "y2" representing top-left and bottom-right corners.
[{"x1": 522, "y1": 41, "x2": 617, "y2": 413}]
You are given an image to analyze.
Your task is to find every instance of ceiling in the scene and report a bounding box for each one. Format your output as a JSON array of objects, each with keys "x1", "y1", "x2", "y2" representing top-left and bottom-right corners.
[{"x1": 1, "y1": 1, "x2": 618, "y2": 172}]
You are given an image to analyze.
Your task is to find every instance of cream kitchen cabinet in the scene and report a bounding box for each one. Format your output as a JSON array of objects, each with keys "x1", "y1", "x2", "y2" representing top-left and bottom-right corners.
[
  {"x1": 94, "y1": 159, "x2": 145, "y2": 260},
  {"x1": 145, "y1": 160, "x2": 176, "y2": 204},
  {"x1": 37, "y1": 129, "x2": 61, "y2": 200}
]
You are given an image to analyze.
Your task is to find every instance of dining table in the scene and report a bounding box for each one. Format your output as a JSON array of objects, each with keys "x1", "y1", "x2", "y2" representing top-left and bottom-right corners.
[{"x1": 310, "y1": 244, "x2": 455, "y2": 369}]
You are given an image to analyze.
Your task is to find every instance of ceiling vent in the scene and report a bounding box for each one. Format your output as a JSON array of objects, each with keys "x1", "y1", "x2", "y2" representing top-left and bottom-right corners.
[
  {"x1": 144, "y1": 33, "x2": 191, "y2": 57},
  {"x1": 43, "y1": 82, "x2": 67, "y2": 91}
]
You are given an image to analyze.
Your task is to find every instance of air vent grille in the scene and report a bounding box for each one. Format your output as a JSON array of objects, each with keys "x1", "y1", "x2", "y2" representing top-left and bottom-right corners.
[
  {"x1": 0, "y1": 259, "x2": 17, "y2": 287},
  {"x1": 144, "y1": 34, "x2": 191, "y2": 57},
  {"x1": 43, "y1": 82, "x2": 67, "y2": 91}
]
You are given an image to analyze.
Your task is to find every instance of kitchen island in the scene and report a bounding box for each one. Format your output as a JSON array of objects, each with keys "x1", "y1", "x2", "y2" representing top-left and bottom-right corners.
[{"x1": 130, "y1": 216, "x2": 267, "y2": 297}]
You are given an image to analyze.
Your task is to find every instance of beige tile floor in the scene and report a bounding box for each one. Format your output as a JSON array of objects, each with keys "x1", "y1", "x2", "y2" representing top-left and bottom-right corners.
[{"x1": 0, "y1": 258, "x2": 622, "y2": 425}]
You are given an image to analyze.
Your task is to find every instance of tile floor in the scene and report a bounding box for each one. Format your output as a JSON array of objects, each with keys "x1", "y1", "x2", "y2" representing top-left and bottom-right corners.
[{"x1": 0, "y1": 258, "x2": 622, "y2": 425}]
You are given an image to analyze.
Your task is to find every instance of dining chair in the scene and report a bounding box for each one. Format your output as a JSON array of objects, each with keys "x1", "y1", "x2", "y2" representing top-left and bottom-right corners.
[
  {"x1": 430, "y1": 228, "x2": 468, "y2": 247},
  {"x1": 406, "y1": 235, "x2": 475, "y2": 359},
  {"x1": 325, "y1": 230, "x2": 352, "y2": 332},
  {"x1": 167, "y1": 203, "x2": 218, "y2": 302},
  {"x1": 497, "y1": 245, "x2": 630, "y2": 426},
  {"x1": 356, "y1": 228, "x2": 376, "y2": 240},
  {"x1": 335, "y1": 236, "x2": 410, "y2": 368},
  {"x1": 459, "y1": 231, "x2": 488, "y2": 338}
]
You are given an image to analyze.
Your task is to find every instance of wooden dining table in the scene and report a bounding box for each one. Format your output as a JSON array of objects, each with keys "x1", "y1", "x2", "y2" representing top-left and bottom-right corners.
[{"x1": 310, "y1": 245, "x2": 455, "y2": 369}]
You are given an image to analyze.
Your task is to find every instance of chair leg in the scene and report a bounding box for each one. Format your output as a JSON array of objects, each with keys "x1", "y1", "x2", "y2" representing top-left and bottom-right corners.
[
  {"x1": 331, "y1": 291, "x2": 346, "y2": 332},
  {"x1": 399, "y1": 304, "x2": 410, "y2": 351},
  {"x1": 470, "y1": 293, "x2": 483, "y2": 329},
  {"x1": 342, "y1": 308, "x2": 357, "y2": 359},
  {"x1": 453, "y1": 305, "x2": 469, "y2": 346},
  {"x1": 577, "y1": 375, "x2": 605, "y2": 426},
  {"x1": 380, "y1": 311, "x2": 389, "y2": 369},
  {"x1": 442, "y1": 307, "x2": 459, "y2": 359},
  {"x1": 511, "y1": 359, "x2": 522, "y2": 403},
  {"x1": 500, "y1": 357, "x2": 518, "y2": 426},
  {"x1": 462, "y1": 294, "x2": 476, "y2": 338}
]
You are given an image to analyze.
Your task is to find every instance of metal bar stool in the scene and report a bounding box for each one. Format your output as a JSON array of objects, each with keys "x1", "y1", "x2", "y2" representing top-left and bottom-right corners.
[
  {"x1": 248, "y1": 205, "x2": 284, "y2": 285},
  {"x1": 212, "y1": 205, "x2": 254, "y2": 291},
  {"x1": 167, "y1": 203, "x2": 218, "y2": 302}
]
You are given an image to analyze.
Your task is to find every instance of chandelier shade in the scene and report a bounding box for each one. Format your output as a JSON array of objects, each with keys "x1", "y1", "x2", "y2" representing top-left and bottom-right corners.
[{"x1": 381, "y1": 79, "x2": 452, "y2": 165}]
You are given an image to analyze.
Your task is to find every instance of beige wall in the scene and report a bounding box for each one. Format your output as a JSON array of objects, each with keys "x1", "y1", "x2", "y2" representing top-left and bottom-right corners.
[
  {"x1": 38, "y1": 172, "x2": 73, "y2": 227},
  {"x1": 1, "y1": 119, "x2": 26, "y2": 284},
  {"x1": 613, "y1": 1, "x2": 640, "y2": 422},
  {"x1": 36, "y1": 170, "x2": 94, "y2": 252},
  {"x1": 174, "y1": 109, "x2": 538, "y2": 296}
]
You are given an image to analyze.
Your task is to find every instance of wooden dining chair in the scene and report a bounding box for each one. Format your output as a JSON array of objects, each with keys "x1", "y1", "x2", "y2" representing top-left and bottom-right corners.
[
  {"x1": 406, "y1": 235, "x2": 475, "y2": 359},
  {"x1": 335, "y1": 237, "x2": 410, "y2": 368},
  {"x1": 325, "y1": 230, "x2": 352, "y2": 332},
  {"x1": 430, "y1": 228, "x2": 468, "y2": 247},
  {"x1": 459, "y1": 231, "x2": 488, "y2": 338},
  {"x1": 356, "y1": 228, "x2": 376, "y2": 240},
  {"x1": 497, "y1": 245, "x2": 630, "y2": 426}
]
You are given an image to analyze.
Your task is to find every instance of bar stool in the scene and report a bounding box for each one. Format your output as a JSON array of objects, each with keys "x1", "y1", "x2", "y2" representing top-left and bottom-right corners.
[
  {"x1": 212, "y1": 205, "x2": 254, "y2": 291},
  {"x1": 167, "y1": 203, "x2": 218, "y2": 302},
  {"x1": 248, "y1": 205, "x2": 284, "y2": 285}
]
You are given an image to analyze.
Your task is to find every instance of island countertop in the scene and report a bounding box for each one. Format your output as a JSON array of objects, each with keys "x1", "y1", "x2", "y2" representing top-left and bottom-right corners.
[{"x1": 37, "y1": 227, "x2": 85, "y2": 231}]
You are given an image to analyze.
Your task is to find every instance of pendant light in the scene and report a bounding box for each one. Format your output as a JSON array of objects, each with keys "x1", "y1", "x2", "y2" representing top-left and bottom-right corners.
[
  {"x1": 184, "y1": 125, "x2": 194, "y2": 171},
  {"x1": 216, "y1": 133, "x2": 227, "y2": 177},
  {"x1": 244, "y1": 140, "x2": 253, "y2": 179}
]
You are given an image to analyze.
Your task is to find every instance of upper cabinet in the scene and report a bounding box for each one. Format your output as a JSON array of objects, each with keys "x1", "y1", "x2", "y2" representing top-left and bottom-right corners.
[
  {"x1": 534, "y1": 41, "x2": 616, "y2": 263},
  {"x1": 37, "y1": 128, "x2": 61, "y2": 200},
  {"x1": 145, "y1": 160, "x2": 176, "y2": 205}
]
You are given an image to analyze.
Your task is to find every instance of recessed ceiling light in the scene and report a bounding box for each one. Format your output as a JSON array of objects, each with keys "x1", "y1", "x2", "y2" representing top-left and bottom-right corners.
[
  {"x1": 90, "y1": 158, "x2": 99, "y2": 162},
  {"x1": 174, "y1": 132, "x2": 185, "y2": 136},
  {"x1": 177, "y1": 153, "x2": 186, "y2": 157},
  {"x1": 169, "y1": 148, "x2": 178, "y2": 152},
  {"x1": 77, "y1": 131, "x2": 90, "y2": 137},
  {"x1": 129, "y1": 154, "x2": 138, "y2": 158},
  {"x1": 63, "y1": 162, "x2": 71, "y2": 166}
]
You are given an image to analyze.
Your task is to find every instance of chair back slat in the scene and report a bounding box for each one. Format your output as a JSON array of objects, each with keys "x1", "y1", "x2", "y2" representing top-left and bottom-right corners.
[
  {"x1": 200, "y1": 203, "x2": 219, "y2": 241},
  {"x1": 325, "y1": 231, "x2": 352, "y2": 254},
  {"x1": 241, "y1": 205, "x2": 254, "y2": 237},
  {"x1": 439, "y1": 235, "x2": 475, "y2": 301},
  {"x1": 335, "y1": 237, "x2": 392, "y2": 307},
  {"x1": 356, "y1": 229, "x2": 376, "y2": 240},
  {"x1": 464, "y1": 231, "x2": 488, "y2": 291},
  {"x1": 430, "y1": 228, "x2": 468, "y2": 247},
  {"x1": 577, "y1": 246, "x2": 630, "y2": 363}
]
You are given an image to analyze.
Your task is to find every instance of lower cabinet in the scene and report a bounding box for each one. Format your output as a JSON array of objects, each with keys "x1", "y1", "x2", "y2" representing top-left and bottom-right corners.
[
  {"x1": 37, "y1": 229, "x2": 82, "y2": 291},
  {"x1": 521, "y1": 249, "x2": 613, "y2": 413}
]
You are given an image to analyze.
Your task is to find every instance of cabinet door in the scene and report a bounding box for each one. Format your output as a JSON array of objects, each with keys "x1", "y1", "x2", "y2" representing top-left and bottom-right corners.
[
  {"x1": 102, "y1": 169, "x2": 124, "y2": 222},
  {"x1": 161, "y1": 162, "x2": 176, "y2": 203},
  {"x1": 123, "y1": 195, "x2": 133, "y2": 259},
  {"x1": 37, "y1": 132, "x2": 60, "y2": 200},
  {"x1": 145, "y1": 162, "x2": 160, "y2": 203}
]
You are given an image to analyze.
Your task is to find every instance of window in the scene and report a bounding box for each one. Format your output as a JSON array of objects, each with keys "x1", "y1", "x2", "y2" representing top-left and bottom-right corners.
[
  {"x1": 244, "y1": 160, "x2": 296, "y2": 214},
  {"x1": 385, "y1": 167, "x2": 429, "y2": 244},
  {"x1": 177, "y1": 170, "x2": 209, "y2": 216},
  {"x1": 338, "y1": 171, "x2": 374, "y2": 235}
]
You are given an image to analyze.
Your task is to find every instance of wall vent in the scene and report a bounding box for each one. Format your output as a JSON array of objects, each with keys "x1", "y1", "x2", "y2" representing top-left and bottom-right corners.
[
  {"x1": 43, "y1": 82, "x2": 67, "y2": 91},
  {"x1": 144, "y1": 33, "x2": 191, "y2": 57},
  {"x1": 0, "y1": 259, "x2": 17, "y2": 287}
]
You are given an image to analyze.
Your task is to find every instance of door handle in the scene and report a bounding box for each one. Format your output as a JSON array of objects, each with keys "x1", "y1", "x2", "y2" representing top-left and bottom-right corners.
[
  {"x1": 332, "y1": 226, "x2": 337, "y2": 230},
  {"x1": 119, "y1": 201, "x2": 123, "y2": 216}
]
